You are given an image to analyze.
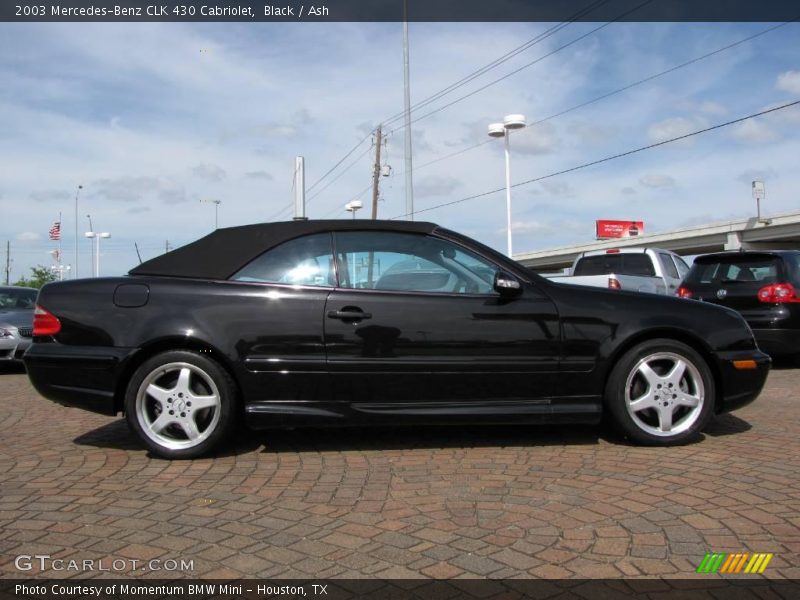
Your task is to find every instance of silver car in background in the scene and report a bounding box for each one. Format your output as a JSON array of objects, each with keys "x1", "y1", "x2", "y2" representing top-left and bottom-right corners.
[{"x1": 0, "y1": 286, "x2": 37, "y2": 362}]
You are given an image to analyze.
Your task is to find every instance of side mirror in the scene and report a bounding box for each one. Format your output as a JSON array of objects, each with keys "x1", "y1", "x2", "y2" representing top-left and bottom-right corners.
[{"x1": 494, "y1": 271, "x2": 522, "y2": 296}]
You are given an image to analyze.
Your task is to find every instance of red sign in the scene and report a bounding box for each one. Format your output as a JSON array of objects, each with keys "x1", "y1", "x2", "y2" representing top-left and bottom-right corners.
[{"x1": 596, "y1": 220, "x2": 644, "y2": 239}]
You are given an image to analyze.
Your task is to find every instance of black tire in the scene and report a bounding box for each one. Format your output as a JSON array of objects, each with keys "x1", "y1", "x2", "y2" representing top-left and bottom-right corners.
[
  {"x1": 124, "y1": 350, "x2": 238, "y2": 459},
  {"x1": 605, "y1": 338, "x2": 715, "y2": 446}
]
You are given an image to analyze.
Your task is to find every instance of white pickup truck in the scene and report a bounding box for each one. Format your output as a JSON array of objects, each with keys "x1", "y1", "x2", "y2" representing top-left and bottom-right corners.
[{"x1": 549, "y1": 247, "x2": 690, "y2": 295}]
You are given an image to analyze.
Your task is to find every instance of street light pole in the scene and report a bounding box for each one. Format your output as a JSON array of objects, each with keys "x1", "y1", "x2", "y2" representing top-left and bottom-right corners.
[
  {"x1": 503, "y1": 132, "x2": 512, "y2": 258},
  {"x1": 85, "y1": 232, "x2": 110, "y2": 277},
  {"x1": 402, "y1": 0, "x2": 414, "y2": 221},
  {"x1": 87, "y1": 214, "x2": 94, "y2": 277},
  {"x1": 200, "y1": 199, "x2": 222, "y2": 229},
  {"x1": 74, "y1": 185, "x2": 83, "y2": 278},
  {"x1": 488, "y1": 114, "x2": 526, "y2": 257}
]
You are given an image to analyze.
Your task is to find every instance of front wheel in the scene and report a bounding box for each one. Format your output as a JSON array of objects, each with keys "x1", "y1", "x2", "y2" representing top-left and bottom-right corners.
[
  {"x1": 605, "y1": 339, "x2": 715, "y2": 446},
  {"x1": 124, "y1": 350, "x2": 238, "y2": 459}
]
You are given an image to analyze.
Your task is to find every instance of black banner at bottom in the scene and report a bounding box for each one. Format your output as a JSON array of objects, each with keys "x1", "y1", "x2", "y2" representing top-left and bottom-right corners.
[{"x1": 2, "y1": 579, "x2": 799, "y2": 600}]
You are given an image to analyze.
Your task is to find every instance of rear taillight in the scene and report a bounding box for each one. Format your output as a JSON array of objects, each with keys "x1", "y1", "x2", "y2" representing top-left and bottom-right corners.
[
  {"x1": 608, "y1": 277, "x2": 622, "y2": 290},
  {"x1": 33, "y1": 305, "x2": 61, "y2": 336},
  {"x1": 677, "y1": 286, "x2": 693, "y2": 298},
  {"x1": 757, "y1": 282, "x2": 800, "y2": 304}
]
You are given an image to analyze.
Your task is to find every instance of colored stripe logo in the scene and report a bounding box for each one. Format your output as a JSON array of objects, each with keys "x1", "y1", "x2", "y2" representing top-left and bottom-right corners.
[{"x1": 697, "y1": 552, "x2": 773, "y2": 574}]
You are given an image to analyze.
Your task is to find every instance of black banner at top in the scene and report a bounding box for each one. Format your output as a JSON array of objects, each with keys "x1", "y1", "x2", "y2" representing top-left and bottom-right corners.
[{"x1": 2, "y1": 0, "x2": 799, "y2": 23}]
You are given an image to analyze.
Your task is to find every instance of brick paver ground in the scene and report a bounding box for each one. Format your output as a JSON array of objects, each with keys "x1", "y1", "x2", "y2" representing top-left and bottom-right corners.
[{"x1": 1, "y1": 364, "x2": 799, "y2": 579}]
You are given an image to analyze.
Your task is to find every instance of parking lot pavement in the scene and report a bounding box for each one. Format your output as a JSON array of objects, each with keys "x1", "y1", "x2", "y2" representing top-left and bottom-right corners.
[{"x1": 1, "y1": 364, "x2": 799, "y2": 581}]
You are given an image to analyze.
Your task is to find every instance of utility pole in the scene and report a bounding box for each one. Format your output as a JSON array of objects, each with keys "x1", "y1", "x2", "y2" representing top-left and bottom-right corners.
[
  {"x1": 165, "y1": 240, "x2": 171, "y2": 254},
  {"x1": 371, "y1": 125, "x2": 383, "y2": 220},
  {"x1": 4, "y1": 241, "x2": 10, "y2": 285}
]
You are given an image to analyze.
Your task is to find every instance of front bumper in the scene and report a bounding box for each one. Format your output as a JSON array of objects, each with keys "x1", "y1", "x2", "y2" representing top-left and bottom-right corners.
[
  {"x1": 714, "y1": 349, "x2": 771, "y2": 413},
  {"x1": 23, "y1": 343, "x2": 136, "y2": 416},
  {"x1": 0, "y1": 336, "x2": 31, "y2": 361}
]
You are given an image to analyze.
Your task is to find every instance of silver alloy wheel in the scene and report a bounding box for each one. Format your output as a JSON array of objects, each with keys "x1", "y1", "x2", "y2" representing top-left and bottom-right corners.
[
  {"x1": 624, "y1": 351, "x2": 705, "y2": 437},
  {"x1": 135, "y1": 361, "x2": 221, "y2": 451}
]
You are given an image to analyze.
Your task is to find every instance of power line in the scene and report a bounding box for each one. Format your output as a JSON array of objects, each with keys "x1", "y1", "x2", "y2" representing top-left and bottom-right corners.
[
  {"x1": 390, "y1": 100, "x2": 800, "y2": 219},
  {"x1": 307, "y1": 144, "x2": 374, "y2": 204},
  {"x1": 304, "y1": 0, "x2": 617, "y2": 196},
  {"x1": 387, "y1": 0, "x2": 656, "y2": 136},
  {"x1": 381, "y1": 0, "x2": 614, "y2": 130},
  {"x1": 392, "y1": 19, "x2": 795, "y2": 180},
  {"x1": 305, "y1": 129, "x2": 375, "y2": 194}
]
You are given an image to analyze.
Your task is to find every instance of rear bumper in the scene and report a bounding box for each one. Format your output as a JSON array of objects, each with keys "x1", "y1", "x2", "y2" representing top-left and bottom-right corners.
[
  {"x1": 752, "y1": 328, "x2": 800, "y2": 357},
  {"x1": 23, "y1": 343, "x2": 135, "y2": 416},
  {"x1": 714, "y1": 349, "x2": 771, "y2": 413}
]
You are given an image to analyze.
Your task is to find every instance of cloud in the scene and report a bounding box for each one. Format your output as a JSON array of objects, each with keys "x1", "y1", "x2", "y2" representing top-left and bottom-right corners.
[
  {"x1": 158, "y1": 186, "x2": 188, "y2": 204},
  {"x1": 731, "y1": 119, "x2": 778, "y2": 144},
  {"x1": 16, "y1": 231, "x2": 40, "y2": 241},
  {"x1": 621, "y1": 187, "x2": 637, "y2": 196},
  {"x1": 639, "y1": 174, "x2": 676, "y2": 189},
  {"x1": 90, "y1": 176, "x2": 188, "y2": 204},
  {"x1": 647, "y1": 116, "x2": 705, "y2": 144},
  {"x1": 737, "y1": 168, "x2": 778, "y2": 185},
  {"x1": 532, "y1": 180, "x2": 575, "y2": 197},
  {"x1": 776, "y1": 70, "x2": 800, "y2": 96},
  {"x1": 510, "y1": 220, "x2": 552, "y2": 234},
  {"x1": 677, "y1": 100, "x2": 727, "y2": 116},
  {"x1": 567, "y1": 121, "x2": 617, "y2": 145},
  {"x1": 510, "y1": 122, "x2": 560, "y2": 155},
  {"x1": 29, "y1": 190, "x2": 70, "y2": 202},
  {"x1": 415, "y1": 175, "x2": 461, "y2": 198},
  {"x1": 243, "y1": 170, "x2": 274, "y2": 180},
  {"x1": 192, "y1": 163, "x2": 227, "y2": 182},
  {"x1": 91, "y1": 176, "x2": 160, "y2": 202},
  {"x1": 505, "y1": 218, "x2": 588, "y2": 239},
  {"x1": 127, "y1": 206, "x2": 151, "y2": 214}
]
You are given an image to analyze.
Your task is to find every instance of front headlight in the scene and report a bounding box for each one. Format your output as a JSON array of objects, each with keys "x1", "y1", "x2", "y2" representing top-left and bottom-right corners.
[{"x1": 0, "y1": 328, "x2": 14, "y2": 338}]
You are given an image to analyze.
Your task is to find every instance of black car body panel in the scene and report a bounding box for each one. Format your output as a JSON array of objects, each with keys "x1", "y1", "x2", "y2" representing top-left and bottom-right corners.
[
  {"x1": 680, "y1": 250, "x2": 800, "y2": 356},
  {"x1": 24, "y1": 220, "x2": 769, "y2": 432}
]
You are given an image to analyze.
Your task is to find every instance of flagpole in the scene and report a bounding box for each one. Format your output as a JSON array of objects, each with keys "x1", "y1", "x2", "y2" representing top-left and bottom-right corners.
[{"x1": 58, "y1": 211, "x2": 63, "y2": 280}]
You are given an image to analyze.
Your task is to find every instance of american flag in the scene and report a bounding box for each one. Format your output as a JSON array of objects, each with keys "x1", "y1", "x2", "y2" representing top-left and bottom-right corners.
[{"x1": 49, "y1": 221, "x2": 61, "y2": 241}]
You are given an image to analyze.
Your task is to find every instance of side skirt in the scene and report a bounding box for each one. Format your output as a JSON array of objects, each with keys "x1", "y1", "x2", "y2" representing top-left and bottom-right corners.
[{"x1": 244, "y1": 397, "x2": 602, "y2": 429}]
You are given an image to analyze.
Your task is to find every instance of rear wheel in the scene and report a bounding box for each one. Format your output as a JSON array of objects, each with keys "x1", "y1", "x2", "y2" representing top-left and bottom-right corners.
[
  {"x1": 124, "y1": 350, "x2": 238, "y2": 459},
  {"x1": 605, "y1": 339, "x2": 715, "y2": 445}
]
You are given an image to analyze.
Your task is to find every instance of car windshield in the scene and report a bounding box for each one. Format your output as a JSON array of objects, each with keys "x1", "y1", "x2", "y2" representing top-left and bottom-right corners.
[
  {"x1": 573, "y1": 254, "x2": 656, "y2": 277},
  {"x1": 0, "y1": 288, "x2": 37, "y2": 310},
  {"x1": 685, "y1": 256, "x2": 782, "y2": 285}
]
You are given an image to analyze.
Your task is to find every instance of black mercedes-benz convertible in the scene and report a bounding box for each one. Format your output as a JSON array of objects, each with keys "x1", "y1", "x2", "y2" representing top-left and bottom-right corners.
[{"x1": 24, "y1": 220, "x2": 769, "y2": 458}]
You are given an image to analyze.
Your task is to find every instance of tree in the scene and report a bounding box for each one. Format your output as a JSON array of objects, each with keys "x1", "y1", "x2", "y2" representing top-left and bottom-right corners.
[{"x1": 14, "y1": 265, "x2": 57, "y2": 289}]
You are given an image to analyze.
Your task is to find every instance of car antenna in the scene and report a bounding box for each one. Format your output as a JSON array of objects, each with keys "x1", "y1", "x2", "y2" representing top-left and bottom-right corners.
[{"x1": 134, "y1": 242, "x2": 143, "y2": 264}]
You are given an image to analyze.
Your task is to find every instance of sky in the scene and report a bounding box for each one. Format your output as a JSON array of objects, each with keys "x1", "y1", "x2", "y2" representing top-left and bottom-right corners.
[{"x1": 1, "y1": 19, "x2": 799, "y2": 280}]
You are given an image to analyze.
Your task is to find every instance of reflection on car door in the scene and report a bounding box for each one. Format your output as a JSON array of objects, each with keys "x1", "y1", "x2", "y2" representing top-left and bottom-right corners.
[{"x1": 324, "y1": 231, "x2": 560, "y2": 413}]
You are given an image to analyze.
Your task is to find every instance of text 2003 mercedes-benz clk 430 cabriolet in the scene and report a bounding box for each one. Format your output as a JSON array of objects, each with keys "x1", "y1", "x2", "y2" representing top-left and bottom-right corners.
[{"x1": 24, "y1": 220, "x2": 769, "y2": 458}]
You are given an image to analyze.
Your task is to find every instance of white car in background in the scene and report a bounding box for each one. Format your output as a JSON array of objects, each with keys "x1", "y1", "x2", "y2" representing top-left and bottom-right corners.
[
  {"x1": 0, "y1": 286, "x2": 37, "y2": 363},
  {"x1": 549, "y1": 248, "x2": 690, "y2": 295}
]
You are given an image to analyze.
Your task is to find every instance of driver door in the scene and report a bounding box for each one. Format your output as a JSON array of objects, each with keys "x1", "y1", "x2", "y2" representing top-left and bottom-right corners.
[{"x1": 324, "y1": 231, "x2": 560, "y2": 406}]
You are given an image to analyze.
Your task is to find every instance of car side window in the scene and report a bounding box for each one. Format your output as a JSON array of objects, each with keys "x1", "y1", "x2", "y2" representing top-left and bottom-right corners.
[
  {"x1": 658, "y1": 253, "x2": 679, "y2": 279},
  {"x1": 230, "y1": 233, "x2": 335, "y2": 286},
  {"x1": 334, "y1": 231, "x2": 498, "y2": 294},
  {"x1": 674, "y1": 256, "x2": 690, "y2": 279}
]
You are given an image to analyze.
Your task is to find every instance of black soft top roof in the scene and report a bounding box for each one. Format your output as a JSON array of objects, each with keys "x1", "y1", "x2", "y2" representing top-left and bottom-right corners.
[{"x1": 129, "y1": 219, "x2": 438, "y2": 280}]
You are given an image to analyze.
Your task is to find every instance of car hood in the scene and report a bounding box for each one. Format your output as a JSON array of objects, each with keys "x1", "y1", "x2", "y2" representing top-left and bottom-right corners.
[{"x1": 0, "y1": 309, "x2": 34, "y2": 329}]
